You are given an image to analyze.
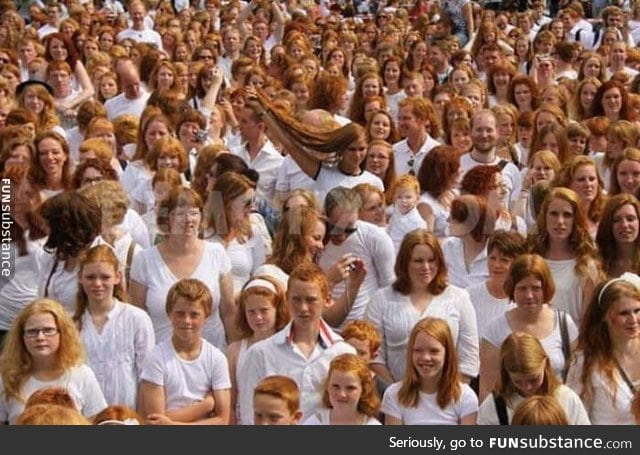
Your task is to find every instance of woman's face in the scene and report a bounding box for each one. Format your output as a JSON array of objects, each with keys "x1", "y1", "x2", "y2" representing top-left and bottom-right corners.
[
  {"x1": 605, "y1": 296, "x2": 640, "y2": 342},
  {"x1": 340, "y1": 136, "x2": 368, "y2": 171},
  {"x1": 363, "y1": 101, "x2": 382, "y2": 123},
  {"x1": 535, "y1": 111, "x2": 557, "y2": 132},
  {"x1": 23, "y1": 88, "x2": 44, "y2": 114},
  {"x1": 583, "y1": 57, "x2": 602, "y2": 78},
  {"x1": 175, "y1": 44, "x2": 188, "y2": 61},
  {"x1": 451, "y1": 126, "x2": 472, "y2": 154},
  {"x1": 384, "y1": 61, "x2": 401, "y2": 85},
  {"x1": 368, "y1": 113, "x2": 391, "y2": 141},
  {"x1": 157, "y1": 153, "x2": 180, "y2": 171},
  {"x1": 508, "y1": 365, "x2": 546, "y2": 397},
  {"x1": 364, "y1": 144, "x2": 390, "y2": 178},
  {"x1": 493, "y1": 71, "x2": 511, "y2": 89},
  {"x1": 244, "y1": 40, "x2": 262, "y2": 60},
  {"x1": 545, "y1": 197, "x2": 575, "y2": 242},
  {"x1": 100, "y1": 76, "x2": 118, "y2": 100},
  {"x1": 568, "y1": 135, "x2": 587, "y2": 157},
  {"x1": 38, "y1": 137, "x2": 67, "y2": 179},
  {"x1": 228, "y1": 189, "x2": 255, "y2": 224},
  {"x1": 541, "y1": 89, "x2": 560, "y2": 106},
  {"x1": 6, "y1": 144, "x2": 32, "y2": 166},
  {"x1": 99, "y1": 32, "x2": 114, "y2": 51},
  {"x1": 301, "y1": 219, "x2": 326, "y2": 261},
  {"x1": 515, "y1": 39, "x2": 529, "y2": 57},
  {"x1": 329, "y1": 51, "x2": 345, "y2": 68},
  {"x1": 433, "y1": 93, "x2": 451, "y2": 119},
  {"x1": 23, "y1": 312, "x2": 60, "y2": 362},
  {"x1": 1, "y1": 70, "x2": 19, "y2": 94},
  {"x1": 362, "y1": 77, "x2": 380, "y2": 98},
  {"x1": 531, "y1": 156, "x2": 555, "y2": 183},
  {"x1": 408, "y1": 244, "x2": 438, "y2": 289},
  {"x1": 513, "y1": 274, "x2": 546, "y2": 311},
  {"x1": 79, "y1": 166, "x2": 105, "y2": 187},
  {"x1": 603, "y1": 87, "x2": 623, "y2": 118},
  {"x1": 49, "y1": 37, "x2": 68, "y2": 61},
  {"x1": 450, "y1": 70, "x2": 470, "y2": 93},
  {"x1": 157, "y1": 66, "x2": 175, "y2": 90},
  {"x1": 487, "y1": 173, "x2": 508, "y2": 210},
  {"x1": 422, "y1": 71, "x2": 435, "y2": 93},
  {"x1": 144, "y1": 120, "x2": 170, "y2": 149},
  {"x1": 169, "y1": 204, "x2": 201, "y2": 236},
  {"x1": 540, "y1": 132, "x2": 560, "y2": 156},
  {"x1": 571, "y1": 164, "x2": 599, "y2": 204},
  {"x1": 612, "y1": 203, "x2": 640, "y2": 244},
  {"x1": 244, "y1": 294, "x2": 277, "y2": 337},
  {"x1": 514, "y1": 84, "x2": 532, "y2": 109},
  {"x1": 462, "y1": 88, "x2": 482, "y2": 109},
  {"x1": 83, "y1": 39, "x2": 98, "y2": 58},
  {"x1": 606, "y1": 134, "x2": 624, "y2": 160},
  {"x1": 79, "y1": 261, "x2": 120, "y2": 304},
  {"x1": 411, "y1": 42, "x2": 427, "y2": 62},
  {"x1": 291, "y1": 82, "x2": 310, "y2": 108},
  {"x1": 359, "y1": 192, "x2": 386, "y2": 226},
  {"x1": 616, "y1": 160, "x2": 640, "y2": 195},
  {"x1": 496, "y1": 113, "x2": 514, "y2": 141}
]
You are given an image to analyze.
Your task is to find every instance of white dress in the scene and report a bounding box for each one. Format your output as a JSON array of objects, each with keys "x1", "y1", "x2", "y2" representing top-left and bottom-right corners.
[
  {"x1": 79, "y1": 299, "x2": 155, "y2": 408},
  {"x1": 0, "y1": 365, "x2": 107, "y2": 424},
  {"x1": 365, "y1": 285, "x2": 479, "y2": 380},
  {"x1": 302, "y1": 408, "x2": 382, "y2": 425},
  {"x1": 477, "y1": 385, "x2": 591, "y2": 425},
  {"x1": 386, "y1": 206, "x2": 428, "y2": 253},
  {"x1": 483, "y1": 307, "x2": 578, "y2": 380},
  {"x1": 129, "y1": 241, "x2": 232, "y2": 350},
  {"x1": 566, "y1": 352, "x2": 639, "y2": 425},
  {"x1": 381, "y1": 381, "x2": 478, "y2": 425},
  {"x1": 546, "y1": 257, "x2": 599, "y2": 325},
  {"x1": 140, "y1": 338, "x2": 231, "y2": 413}
]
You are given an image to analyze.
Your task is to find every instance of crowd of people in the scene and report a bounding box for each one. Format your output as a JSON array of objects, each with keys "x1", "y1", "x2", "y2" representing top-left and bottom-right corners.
[{"x1": 0, "y1": 0, "x2": 640, "y2": 425}]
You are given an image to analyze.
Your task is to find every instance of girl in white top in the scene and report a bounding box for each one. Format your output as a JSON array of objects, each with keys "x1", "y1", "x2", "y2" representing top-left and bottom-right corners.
[
  {"x1": 227, "y1": 276, "x2": 290, "y2": 425},
  {"x1": 480, "y1": 254, "x2": 578, "y2": 403},
  {"x1": 386, "y1": 175, "x2": 427, "y2": 253},
  {"x1": 529, "y1": 187, "x2": 603, "y2": 324},
  {"x1": 567, "y1": 275, "x2": 640, "y2": 424},
  {"x1": 203, "y1": 172, "x2": 268, "y2": 293},
  {"x1": 74, "y1": 245, "x2": 155, "y2": 409},
  {"x1": 478, "y1": 332, "x2": 590, "y2": 425},
  {"x1": 0, "y1": 299, "x2": 107, "y2": 424},
  {"x1": 303, "y1": 353, "x2": 382, "y2": 425},
  {"x1": 366, "y1": 229, "x2": 479, "y2": 385},
  {"x1": 382, "y1": 317, "x2": 478, "y2": 425}
]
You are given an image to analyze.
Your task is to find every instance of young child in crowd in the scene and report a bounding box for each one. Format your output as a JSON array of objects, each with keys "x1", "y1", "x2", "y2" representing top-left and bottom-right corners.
[
  {"x1": 341, "y1": 319, "x2": 387, "y2": 396},
  {"x1": 381, "y1": 317, "x2": 478, "y2": 425},
  {"x1": 227, "y1": 275, "x2": 290, "y2": 424},
  {"x1": 74, "y1": 244, "x2": 155, "y2": 409},
  {"x1": 253, "y1": 375, "x2": 302, "y2": 425},
  {"x1": 303, "y1": 353, "x2": 381, "y2": 425},
  {"x1": 139, "y1": 278, "x2": 231, "y2": 425},
  {"x1": 386, "y1": 174, "x2": 427, "y2": 253}
]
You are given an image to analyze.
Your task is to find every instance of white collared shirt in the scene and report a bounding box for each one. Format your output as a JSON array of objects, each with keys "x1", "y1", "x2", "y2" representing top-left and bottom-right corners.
[
  {"x1": 232, "y1": 139, "x2": 284, "y2": 206},
  {"x1": 393, "y1": 134, "x2": 441, "y2": 177},
  {"x1": 237, "y1": 320, "x2": 356, "y2": 424}
]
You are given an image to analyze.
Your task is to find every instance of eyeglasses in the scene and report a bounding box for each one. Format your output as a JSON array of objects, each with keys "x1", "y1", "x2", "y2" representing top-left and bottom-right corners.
[
  {"x1": 326, "y1": 222, "x2": 358, "y2": 236},
  {"x1": 82, "y1": 176, "x2": 104, "y2": 186},
  {"x1": 24, "y1": 327, "x2": 59, "y2": 338},
  {"x1": 199, "y1": 55, "x2": 214, "y2": 61}
]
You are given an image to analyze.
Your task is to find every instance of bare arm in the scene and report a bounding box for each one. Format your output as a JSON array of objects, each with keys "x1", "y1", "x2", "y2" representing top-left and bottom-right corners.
[
  {"x1": 165, "y1": 393, "x2": 215, "y2": 422},
  {"x1": 370, "y1": 363, "x2": 395, "y2": 387},
  {"x1": 270, "y1": 1, "x2": 285, "y2": 44},
  {"x1": 463, "y1": 2, "x2": 474, "y2": 35},
  {"x1": 128, "y1": 280, "x2": 147, "y2": 310},
  {"x1": 479, "y1": 340, "x2": 500, "y2": 403},
  {"x1": 226, "y1": 341, "x2": 241, "y2": 425},
  {"x1": 385, "y1": 414, "x2": 403, "y2": 425},
  {"x1": 322, "y1": 261, "x2": 366, "y2": 328},
  {"x1": 461, "y1": 412, "x2": 478, "y2": 425},
  {"x1": 201, "y1": 67, "x2": 224, "y2": 113},
  {"x1": 417, "y1": 202, "x2": 435, "y2": 233},
  {"x1": 57, "y1": 61, "x2": 95, "y2": 110},
  {"x1": 218, "y1": 271, "x2": 238, "y2": 343},
  {"x1": 138, "y1": 380, "x2": 165, "y2": 420}
]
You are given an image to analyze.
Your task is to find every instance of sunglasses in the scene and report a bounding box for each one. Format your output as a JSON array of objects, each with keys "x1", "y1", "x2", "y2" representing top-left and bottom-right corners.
[{"x1": 326, "y1": 222, "x2": 357, "y2": 236}]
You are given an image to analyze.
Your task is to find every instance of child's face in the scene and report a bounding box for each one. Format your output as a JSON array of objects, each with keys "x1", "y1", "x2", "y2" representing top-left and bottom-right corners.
[
  {"x1": 327, "y1": 369, "x2": 363, "y2": 412},
  {"x1": 412, "y1": 332, "x2": 445, "y2": 383},
  {"x1": 253, "y1": 394, "x2": 300, "y2": 425},
  {"x1": 244, "y1": 294, "x2": 277, "y2": 337},
  {"x1": 287, "y1": 279, "x2": 330, "y2": 328},
  {"x1": 168, "y1": 296, "x2": 207, "y2": 342},
  {"x1": 403, "y1": 79, "x2": 424, "y2": 98},
  {"x1": 345, "y1": 337, "x2": 374, "y2": 362},
  {"x1": 23, "y1": 312, "x2": 60, "y2": 361},
  {"x1": 79, "y1": 261, "x2": 121, "y2": 303},
  {"x1": 394, "y1": 186, "x2": 419, "y2": 215}
]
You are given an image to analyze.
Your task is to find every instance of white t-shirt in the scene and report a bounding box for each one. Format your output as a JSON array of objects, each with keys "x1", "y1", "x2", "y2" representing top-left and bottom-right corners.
[
  {"x1": 140, "y1": 338, "x2": 231, "y2": 413},
  {"x1": 105, "y1": 91, "x2": 151, "y2": 120},
  {"x1": 546, "y1": 258, "x2": 598, "y2": 325},
  {"x1": 386, "y1": 205, "x2": 428, "y2": 253},
  {"x1": 79, "y1": 299, "x2": 155, "y2": 408},
  {"x1": 129, "y1": 241, "x2": 231, "y2": 350},
  {"x1": 464, "y1": 281, "x2": 515, "y2": 340},
  {"x1": 0, "y1": 364, "x2": 107, "y2": 424},
  {"x1": 441, "y1": 236, "x2": 489, "y2": 289},
  {"x1": 313, "y1": 167, "x2": 384, "y2": 207},
  {"x1": 483, "y1": 307, "x2": 578, "y2": 380},
  {"x1": 381, "y1": 381, "x2": 478, "y2": 424},
  {"x1": 302, "y1": 408, "x2": 382, "y2": 425},
  {"x1": 477, "y1": 385, "x2": 590, "y2": 425},
  {"x1": 365, "y1": 285, "x2": 479, "y2": 380}
]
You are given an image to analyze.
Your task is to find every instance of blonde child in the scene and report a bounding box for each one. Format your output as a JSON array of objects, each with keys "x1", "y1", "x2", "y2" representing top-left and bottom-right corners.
[
  {"x1": 381, "y1": 317, "x2": 478, "y2": 425},
  {"x1": 386, "y1": 174, "x2": 427, "y2": 253},
  {"x1": 74, "y1": 244, "x2": 155, "y2": 409},
  {"x1": 253, "y1": 375, "x2": 302, "y2": 425},
  {"x1": 139, "y1": 278, "x2": 231, "y2": 425},
  {"x1": 227, "y1": 275, "x2": 290, "y2": 424},
  {"x1": 303, "y1": 353, "x2": 382, "y2": 425}
]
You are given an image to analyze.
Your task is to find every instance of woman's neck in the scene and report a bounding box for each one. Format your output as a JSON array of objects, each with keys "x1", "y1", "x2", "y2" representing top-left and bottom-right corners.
[
  {"x1": 165, "y1": 234, "x2": 200, "y2": 252},
  {"x1": 463, "y1": 235, "x2": 485, "y2": 257},
  {"x1": 88, "y1": 295, "x2": 116, "y2": 316},
  {"x1": 515, "y1": 303, "x2": 546, "y2": 323},
  {"x1": 45, "y1": 174, "x2": 63, "y2": 190},
  {"x1": 486, "y1": 277, "x2": 508, "y2": 299},
  {"x1": 546, "y1": 238, "x2": 573, "y2": 259}
]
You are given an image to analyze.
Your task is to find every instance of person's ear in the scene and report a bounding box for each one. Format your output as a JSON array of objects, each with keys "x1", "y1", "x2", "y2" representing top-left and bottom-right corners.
[{"x1": 291, "y1": 410, "x2": 303, "y2": 425}]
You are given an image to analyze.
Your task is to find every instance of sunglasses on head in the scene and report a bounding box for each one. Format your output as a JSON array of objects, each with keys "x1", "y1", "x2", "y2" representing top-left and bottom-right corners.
[{"x1": 326, "y1": 222, "x2": 357, "y2": 236}]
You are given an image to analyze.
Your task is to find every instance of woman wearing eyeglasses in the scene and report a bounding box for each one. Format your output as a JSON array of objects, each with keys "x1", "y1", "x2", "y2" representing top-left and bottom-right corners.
[
  {"x1": 129, "y1": 187, "x2": 236, "y2": 348},
  {"x1": 0, "y1": 299, "x2": 107, "y2": 424}
]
